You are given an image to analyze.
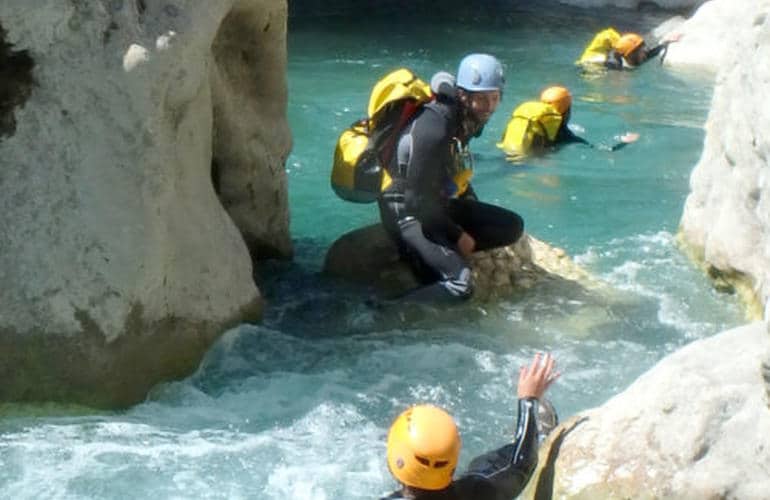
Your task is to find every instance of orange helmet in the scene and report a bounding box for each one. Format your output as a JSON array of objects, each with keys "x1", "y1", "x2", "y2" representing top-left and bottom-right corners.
[
  {"x1": 614, "y1": 33, "x2": 644, "y2": 57},
  {"x1": 540, "y1": 86, "x2": 572, "y2": 115},
  {"x1": 386, "y1": 405, "x2": 461, "y2": 490}
]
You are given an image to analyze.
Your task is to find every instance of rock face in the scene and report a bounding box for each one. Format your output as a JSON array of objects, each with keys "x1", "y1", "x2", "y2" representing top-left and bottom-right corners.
[
  {"x1": 323, "y1": 224, "x2": 594, "y2": 300},
  {"x1": 662, "y1": 0, "x2": 767, "y2": 71},
  {"x1": 556, "y1": 0, "x2": 704, "y2": 9},
  {"x1": 667, "y1": 0, "x2": 770, "y2": 318},
  {"x1": 524, "y1": 322, "x2": 770, "y2": 500},
  {"x1": 0, "y1": 24, "x2": 34, "y2": 138},
  {"x1": 0, "y1": 0, "x2": 291, "y2": 407}
]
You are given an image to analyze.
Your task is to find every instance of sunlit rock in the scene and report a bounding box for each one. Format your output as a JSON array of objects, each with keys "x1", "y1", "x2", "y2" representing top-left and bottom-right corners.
[
  {"x1": 323, "y1": 224, "x2": 595, "y2": 300},
  {"x1": 122, "y1": 43, "x2": 150, "y2": 71},
  {"x1": 0, "y1": 0, "x2": 291, "y2": 407},
  {"x1": 662, "y1": 0, "x2": 766, "y2": 71},
  {"x1": 523, "y1": 321, "x2": 770, "y2": 499},
  {"x1": 671, "y1": 0, "x2": 770, "y2": 318}
]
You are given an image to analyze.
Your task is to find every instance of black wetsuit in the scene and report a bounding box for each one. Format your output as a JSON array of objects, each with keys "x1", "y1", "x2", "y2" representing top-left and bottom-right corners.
[
  {"x1": 378, "y1": 96, "x2": 524, "y2": 300},
  {"x1": 605, "y1": 42, "x2": 669, "y2": 70},
  {"x1": 553, "y1": 122, "x2": 628, "y2": 152},
  {"x1": 554, "y1": 123, "x2": 590, "y2": 147},
  {"x1": 380, "y1": 398, "x2": 540, "y2": 500}
]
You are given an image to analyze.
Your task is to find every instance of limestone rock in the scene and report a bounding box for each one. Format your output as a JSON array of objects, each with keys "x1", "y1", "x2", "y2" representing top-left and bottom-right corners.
[
  {"x1": 671, "y1": 0, "x2": 770, "y2": 318},
  {"x1": 663, "y1": 0, "x2": 769, "y2": 71},
  {"x1": 0, "y1": 0, "x2": 291, "y2": 407},
  {"x1": 524, "y1": 322, "x2": 770, "y2": 500},
  {"x1": 323, "y1": 224, "x2": 595, "y2": 300}
]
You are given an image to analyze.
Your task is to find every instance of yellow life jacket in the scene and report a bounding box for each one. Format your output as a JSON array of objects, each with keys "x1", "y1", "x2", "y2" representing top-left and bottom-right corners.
[
  {"x1": 444, "y1": 138, "x2": 474, "y2": 198},
  {"x1": 496, "y1": 101, "x2": 563, "y2": 159},
  {"x1": 577, "y1": 27, "x2": 621, "y2": 65},
  {"x1": 331, "y1": 68, "x2": 433, "y2": 203}
]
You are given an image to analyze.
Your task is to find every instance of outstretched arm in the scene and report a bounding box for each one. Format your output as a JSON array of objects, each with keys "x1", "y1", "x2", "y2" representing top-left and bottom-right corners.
[
  {"x1": 456, "y1": 353, "x2": 559, "y2": 499},
  {"x1": 647, "y1": 32, "x2": 683, "y2": 60}
]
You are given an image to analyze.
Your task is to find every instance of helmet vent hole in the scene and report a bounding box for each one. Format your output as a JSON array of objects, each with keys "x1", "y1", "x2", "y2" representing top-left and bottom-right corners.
[
  {"x1": 434, "y1": 460, "x2": 449, "y2": 468},
  {"x1": 415, "y1": 455, "x2": 430, "y2": 467}
]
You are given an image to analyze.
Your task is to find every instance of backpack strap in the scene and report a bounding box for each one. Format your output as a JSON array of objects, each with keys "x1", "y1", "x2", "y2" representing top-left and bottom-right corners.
[{"x1": 377, "y1": 98, "x2": 424, "y2": 171}]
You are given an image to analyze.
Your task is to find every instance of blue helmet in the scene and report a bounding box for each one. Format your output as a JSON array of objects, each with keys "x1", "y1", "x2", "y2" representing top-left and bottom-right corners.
[{"x1": 456, "y1": 53, "x2": 504, "y2": 92}]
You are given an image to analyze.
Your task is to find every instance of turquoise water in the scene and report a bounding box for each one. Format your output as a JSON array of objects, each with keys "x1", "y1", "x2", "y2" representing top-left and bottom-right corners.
[{"x1": 1, "y1": 3, "x2": 744, "y2": 499}]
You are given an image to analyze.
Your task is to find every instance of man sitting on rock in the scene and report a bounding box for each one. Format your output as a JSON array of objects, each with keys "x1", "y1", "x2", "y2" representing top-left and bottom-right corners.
[{"x1": 377, "y1": 54, "x2": 524, "y2": 302}]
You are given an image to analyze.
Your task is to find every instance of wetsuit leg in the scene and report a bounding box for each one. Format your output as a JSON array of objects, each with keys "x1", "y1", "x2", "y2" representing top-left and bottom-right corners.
[
  {"x1": 447, "y1": 198, "x2": 524, "y2": 251},
  {"x1": 379, "y1": 196, "x2": 473, "y2": 301},
  {"x1": 397, "y1": 218, "x2": 473, "y2": 301}
]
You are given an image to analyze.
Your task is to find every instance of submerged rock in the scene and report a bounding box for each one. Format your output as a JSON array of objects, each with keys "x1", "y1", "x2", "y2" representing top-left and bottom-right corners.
[
  {"x1": 523, "y1": 321, "x2": 770, "y2": 499},
  {"x1": 0, "y1": 1, "x2": 291, "y2": 407}
]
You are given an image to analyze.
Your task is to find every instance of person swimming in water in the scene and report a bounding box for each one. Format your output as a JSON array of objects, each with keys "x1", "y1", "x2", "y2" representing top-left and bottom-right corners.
[
  {"x1": 577, "y1": 27, "x2": 682, "y2": 71},
  {"x1": 497, "y1": 85, "x2": 639, "y2": 160}
]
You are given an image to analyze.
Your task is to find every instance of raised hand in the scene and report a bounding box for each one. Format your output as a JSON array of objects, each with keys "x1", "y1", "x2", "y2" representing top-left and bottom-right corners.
[{"x1": 517, "y1": 352, "x2": 559, "y2": 400}]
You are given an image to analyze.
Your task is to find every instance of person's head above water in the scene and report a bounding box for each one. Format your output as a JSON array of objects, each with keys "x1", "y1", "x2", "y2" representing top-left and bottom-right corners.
[
  {"x1": 540, "y1": 85, "x2": 572, "y2": 115},
  {"x1": 614, "y1": 33, "x2": 646, "y2": 65},
  {"x1": 386, "y1": 404, "x2": 461, "y2": 491},
  {"x1": 455, "y1": 53, "x2": 504, "y2": 136}
]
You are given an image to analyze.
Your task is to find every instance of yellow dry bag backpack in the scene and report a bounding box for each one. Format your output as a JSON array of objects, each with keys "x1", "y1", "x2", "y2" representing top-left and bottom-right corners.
[
  {"x1": 331, "y1": 68, "x2": 433, "y2": 203},
  {"x1": 497, "y1": 101, "x2": 564, "y2": 159},
  {"x1": 577, "y1": 27, "x2": 621, "y2": 65}
]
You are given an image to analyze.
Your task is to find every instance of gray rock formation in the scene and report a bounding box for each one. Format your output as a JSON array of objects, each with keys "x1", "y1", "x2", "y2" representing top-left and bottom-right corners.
[
  {"x1": 0, "y1": 0, "x2": 291, "y2": 407},
  {"x1": 323, "y1": 224, "x2": 595, "y2": 300},
  {"x1": 524, "y1": 321, "x2": 770, "y2": 499},
  {"x1": 556, "y1": 0, "x2": 704, "y2": 9},
  {"x1": 666, "y1": 0, "x2": 770, "y2": 318}
]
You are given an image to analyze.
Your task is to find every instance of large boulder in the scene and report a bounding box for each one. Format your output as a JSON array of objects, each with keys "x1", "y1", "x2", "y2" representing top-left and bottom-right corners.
[
  {"x1": 0, "y1": 0, "x2": 291, "y2": 407},
  {"x1": 323, "y1": 224, "x2": 594, "y2": 300},
  {"x1": 525, "y1": 321, "x2": 770, "y2": 499},
  {"x1": 666, "y1": 0, "x2": 770, "y2": 318}
]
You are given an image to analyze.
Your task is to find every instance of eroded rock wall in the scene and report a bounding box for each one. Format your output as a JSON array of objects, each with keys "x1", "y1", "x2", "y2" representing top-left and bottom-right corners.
[
  {"x1": 666, "y1": 0, "x2": 770, "y2": 318},
  {"x1": 0, "y1": 0, "x2": 291, "y2": 407}
]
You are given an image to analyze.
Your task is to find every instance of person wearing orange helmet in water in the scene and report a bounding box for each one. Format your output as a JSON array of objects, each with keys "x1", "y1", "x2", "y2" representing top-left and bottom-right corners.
[
  {"x1": 578, "y1": 28, "x2": 682, "y2": 71},
  {"x1": 498, "y1": 85, "x2": 638, "y2": 159},
  {"x1": 381, "y1": 352, "x2": 559, "y2": 499}
]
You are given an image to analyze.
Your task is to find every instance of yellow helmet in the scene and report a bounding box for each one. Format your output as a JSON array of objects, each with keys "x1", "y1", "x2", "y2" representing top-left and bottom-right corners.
[
  {"x1": 614, "y1": 33, "x2": 644, "y2": 57},
  {"x1": 386, "y1": 405, "x2": 461, "y2": 491},
  {"x1": 540, "y1": 86, "x2": 572, "y2": 115}
]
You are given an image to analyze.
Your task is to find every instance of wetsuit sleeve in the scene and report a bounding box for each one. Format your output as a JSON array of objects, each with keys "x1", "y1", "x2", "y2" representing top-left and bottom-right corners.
[
  {"x1": 557, "y1": 124, "x2": 634, "y2": 153},
  {"x1": 645, "y1": 42, "x2": 668, "y2": 60},
  {"x1": 607, "y1": 141, "x2": 630, "y2": 152},
  {"x1": 452, "y1": 398, "x2": 540, "y2": 500},
  {"x1": 555, "y1": 124, "x2": 591, "y2": 146},
  {"x1": 403, "y1": 107, "x2": 464, "y2": 243}
]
